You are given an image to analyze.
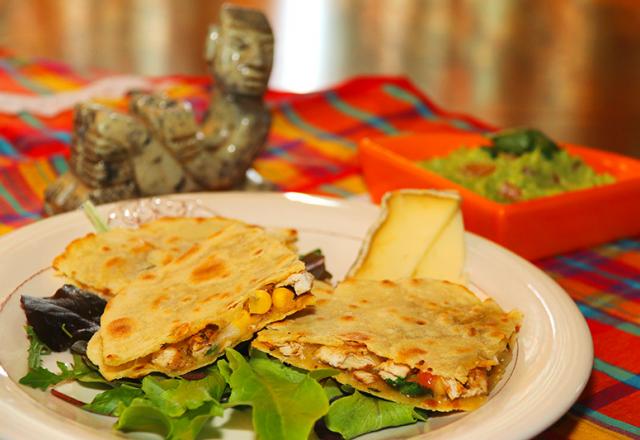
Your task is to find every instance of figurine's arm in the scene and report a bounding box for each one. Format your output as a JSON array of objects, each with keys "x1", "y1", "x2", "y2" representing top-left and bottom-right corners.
[
  {"x1": 70, "y1": 103, "x2": 146, "y2": 190},
  {"x1": 183, "y1": 110, "x2": 271, "y2": 189}
]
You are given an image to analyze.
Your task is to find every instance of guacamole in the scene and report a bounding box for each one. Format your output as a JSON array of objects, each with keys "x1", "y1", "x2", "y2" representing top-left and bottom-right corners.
[{"x1": 419, "y1": 129, "x2": 615, "y2": 203}]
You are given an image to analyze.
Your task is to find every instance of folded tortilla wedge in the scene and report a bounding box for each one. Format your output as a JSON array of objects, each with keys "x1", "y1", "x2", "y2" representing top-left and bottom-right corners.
[
  {"x1": 53, "y1": 216, "x2": 298, "y2": 297},
  {"x1": 253, "y1": 278, "x2": 522, "y2": 411},
  {"x1": 87, "y1": 221, "x2": 314, "y2": 380}
]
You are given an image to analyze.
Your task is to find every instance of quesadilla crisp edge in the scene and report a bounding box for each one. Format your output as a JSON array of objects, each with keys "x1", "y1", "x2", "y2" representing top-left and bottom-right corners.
[
  {"x1": 253, "y1": 278, "x2": 522, "y2": 412},
  {"x1": 87, "y1": 221, "x2": 314, "y2": 380}
]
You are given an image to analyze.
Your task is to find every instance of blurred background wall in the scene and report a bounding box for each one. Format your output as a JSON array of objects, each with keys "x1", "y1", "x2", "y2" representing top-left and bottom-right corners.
[{"x1": 0, "y1": 0, "x2": 638, "y2": 156}]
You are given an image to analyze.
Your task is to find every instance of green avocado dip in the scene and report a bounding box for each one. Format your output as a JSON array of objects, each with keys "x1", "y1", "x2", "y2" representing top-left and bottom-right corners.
[{"x1": 419, "y1": 128, "x2": 615, "y2": 203}]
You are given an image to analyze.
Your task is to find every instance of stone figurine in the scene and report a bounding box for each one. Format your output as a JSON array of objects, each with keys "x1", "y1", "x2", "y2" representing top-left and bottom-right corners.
[{"x1": 44, "y1": 5, "x2": 274, "y2": 215}]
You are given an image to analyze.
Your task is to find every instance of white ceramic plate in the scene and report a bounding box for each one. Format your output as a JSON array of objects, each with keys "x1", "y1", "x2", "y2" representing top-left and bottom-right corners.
[{"x1": 0, "y1": 192, "x2": 592, "y2": 440}]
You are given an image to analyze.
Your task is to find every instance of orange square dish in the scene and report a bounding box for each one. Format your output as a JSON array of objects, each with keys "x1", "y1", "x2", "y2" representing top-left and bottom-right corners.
[{"x1": 359, "y1": 131, "x2": 640, "y2": 260}]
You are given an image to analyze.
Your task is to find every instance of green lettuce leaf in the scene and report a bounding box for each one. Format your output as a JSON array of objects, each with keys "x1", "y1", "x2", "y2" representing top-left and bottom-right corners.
[
  {"x1": 25, "y1": 325, "x2": 51, "y2": 369},
  {"x1": 113, "y1": 367, "x2": 226, "y2": 440},
  {"x1": 141, "y1": 368, "x2": 226, "y2": 418},
  {"x1": 325, "y1": 391, "x2": 426, "y2": 439},
  {"x1": 19, "y1": 354, "x2": 93, "y2": 390},
  {"x1": 84, "y1": 384, "x2": 143, "y2": 416},
  {"x1": 18, "y1": 367, "x2": 62, "y2": 390},
  {"x1": 225, "y1": 348, "x2": 329, "y2": 440},
  {"x1": 116, "y1": 397, "x2": 223, "y2": 440},
  {"x1": 309, "y1": 368, "x2": 339, "y2": 381},
  {"x1": 322, "y1": 378, "x2": 345, "y2": 401},
  {"x1": 217, "y1": 359, "x2": 232, "y2": 382}
]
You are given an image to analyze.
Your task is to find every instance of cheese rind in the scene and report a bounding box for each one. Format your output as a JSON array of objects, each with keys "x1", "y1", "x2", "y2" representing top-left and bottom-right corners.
[{"x1": 350, "y1": 189, "x2": 462, "y2": 280}]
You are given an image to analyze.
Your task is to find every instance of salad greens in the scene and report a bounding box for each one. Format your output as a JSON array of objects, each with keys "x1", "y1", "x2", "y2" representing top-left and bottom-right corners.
[
  {"x1": 321, "y1": 378, "x2": 345, "y2": 401},
  {"x1": 84, "y1": 384, "x2": 143, "y2": 416},
  {"x1": 19, "y1": 353, "x2": 96, "y2": 391},
  {"x1": 21, "y1": 284, "x2": 106, "y2": 351},
  {"x1": 83, "y1": 368, "x2": 227, "y2": 439},
  {"x1": 117, "y1": 398, "x2": 223, "y2": 440},
  {"x1": 325, "y1": 391, "x2": 426, "y2": 440},
  {"x1": 223, "y1": 348, "x2": 329, "y2": 440},
  {"x1": 19, "y1": 325, "x2": 429, "y2": 439},
  {"x1": 25, "y1": 325, "x2": 50, "y2": 369},
  {"x1": 81, "y1": 200, "x2": 110, "y2": 233},
  {"x1": 140, "y1": 372, "x2": 226, "y2": 418}
]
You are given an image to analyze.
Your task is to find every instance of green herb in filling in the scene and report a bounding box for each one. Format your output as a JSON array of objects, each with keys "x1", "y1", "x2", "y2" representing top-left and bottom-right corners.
[{"x1": 384, "y1": 377, "x2": 432, "y2": 397}]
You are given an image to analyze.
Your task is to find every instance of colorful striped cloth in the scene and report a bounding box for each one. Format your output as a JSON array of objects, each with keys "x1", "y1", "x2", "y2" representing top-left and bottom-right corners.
[{"x1": 0, "y1": 52, "x2": 638, "y2": 439}]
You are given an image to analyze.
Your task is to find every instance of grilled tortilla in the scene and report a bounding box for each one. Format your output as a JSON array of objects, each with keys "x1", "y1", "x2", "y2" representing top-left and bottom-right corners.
[
  {"x1": 253, "y1": 278, "x2": 522, "y2": 412},
  {"x1": 53, "y1": 216, "x2": 298, "y2": 297},
  {"x1": 87, "y1": 221, "x2": 314, "y2": 380}
]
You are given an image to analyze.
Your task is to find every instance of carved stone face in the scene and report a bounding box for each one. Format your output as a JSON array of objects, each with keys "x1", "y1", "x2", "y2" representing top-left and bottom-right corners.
[{"x1": 210, "y1": 10, "x2": 274, "y2": 96}]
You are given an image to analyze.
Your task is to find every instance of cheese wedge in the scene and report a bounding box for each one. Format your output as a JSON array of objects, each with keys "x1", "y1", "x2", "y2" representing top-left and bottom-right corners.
[
  {"x1": 413, "y1": 208, "x2": 466, "y2": 284},
  {"x1": 349, "y1": 189, "x2": 465, "y2": 282}
]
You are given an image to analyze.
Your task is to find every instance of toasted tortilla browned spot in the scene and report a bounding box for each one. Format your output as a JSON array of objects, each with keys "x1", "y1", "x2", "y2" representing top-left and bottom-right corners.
[
  {"x1": 176, "y1": 244, "x2": 201, "y2": 264},
  {"x1": 140, "y1": 273, "x2": 156, "y2": 281},
  {"x1": 399, "y1": 347, "x2": 428, "y2": 358},
  {"x1": 190, "y1": 256, "x2": 229, "y2": 282},
  {"x1": 340, "y1": 315, "x2": 355, "y2": 321},
  {"x1": 102, "y1": 246, "x2": 111, "y2": 252},
  {"x1": 132, "y1": 242, "x2": 154, "y2": 254},
  {"x1": 171, "y1": 323, "x2": 190, "y2": 339},
  {"x1": 106, "y1": 257, "x2": 124, "y2": 267},
  {"x1": 107, "y1": 318, "x2": 134, "y2": 338},
  {"x1": 151, "y1": 295, "x2": 168, "y2": 309},
  {"x1": 341, "y1": 332, "x2": 370, "y2": 341},
  {"x1": 208, "y1": 230, "x2": 224, "y2": 239},
  {"x1": 203, "y1": 294, "x2": 217, "y2": 303},
  {"x1": 401, "y1": 316, "x2": 427, "y2": 326}
]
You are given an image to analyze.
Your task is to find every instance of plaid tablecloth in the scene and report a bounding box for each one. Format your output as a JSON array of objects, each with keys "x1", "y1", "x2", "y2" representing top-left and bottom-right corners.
[{"x1": 0, "y1": 52, "x2": 638, "y2": 439}]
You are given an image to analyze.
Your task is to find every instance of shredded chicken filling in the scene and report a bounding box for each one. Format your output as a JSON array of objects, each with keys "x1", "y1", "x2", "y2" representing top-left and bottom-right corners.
[
  {"x1": 272, "y1": 342, "x2": 491, "y2": 401},
  {"x1": 150, "y1": 282, "x2": 312, "y2": 372}
]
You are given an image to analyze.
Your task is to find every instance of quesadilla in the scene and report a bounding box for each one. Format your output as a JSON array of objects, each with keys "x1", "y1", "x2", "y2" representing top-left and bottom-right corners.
[
  {"x1": 87, "y1": 221, "x2": 314, "y2": 380},
  {"x1": 253, "y1": 278, "x2": 521, "y2": 411},
  {"x1": 53, "y1": 216, "x2": 298, "y2": 297}
]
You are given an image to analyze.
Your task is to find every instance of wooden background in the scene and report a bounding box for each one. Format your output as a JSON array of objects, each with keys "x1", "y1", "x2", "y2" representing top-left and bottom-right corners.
[{"x1": 0, "y1": 0, "x2": 638, "y2": 157}]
